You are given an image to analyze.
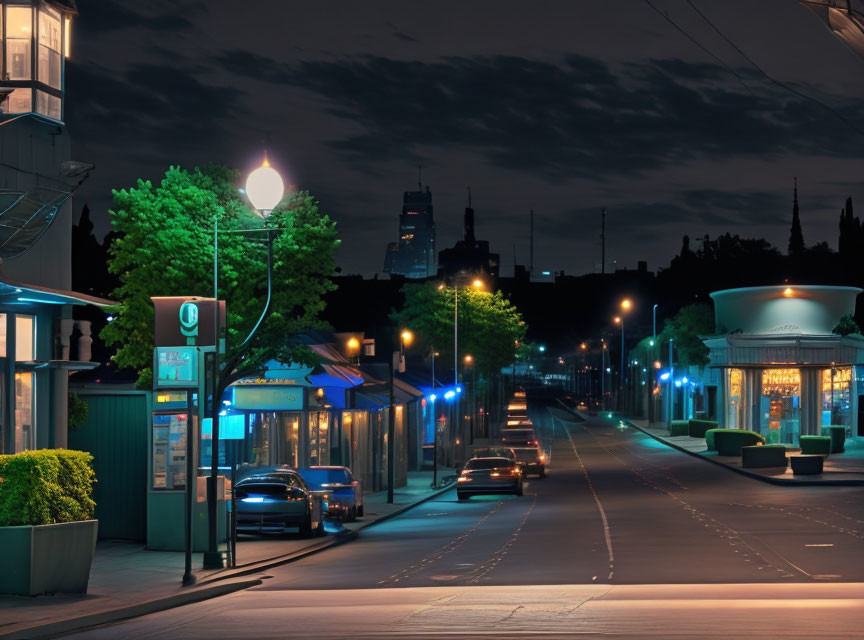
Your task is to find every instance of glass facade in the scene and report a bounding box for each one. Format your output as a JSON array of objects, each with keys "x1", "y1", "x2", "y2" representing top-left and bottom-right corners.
[
  {"x1": 822, "y1": 366, "x2": 852, "y2": 430},
  {"x1": 309, "y1": 411, "x2": 329, "y2": 466},
  {"x1": 760, "y1": 368, "x2": 801, "y2": 444},
  {"x1": 14, "y1": 371, "x2": 32, "y2": 451},
  {"x1": 1, "y1": 4, "x2": 66, "y2": 121},
  {"x1": 726, "y1": 368, "x2": 745, "y2": 428}
]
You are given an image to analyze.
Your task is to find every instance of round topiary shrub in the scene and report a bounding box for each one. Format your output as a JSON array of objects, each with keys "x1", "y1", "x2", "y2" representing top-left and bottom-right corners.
[{"x1": 711, "y1": 429, "x2": 765, "y2": 456}]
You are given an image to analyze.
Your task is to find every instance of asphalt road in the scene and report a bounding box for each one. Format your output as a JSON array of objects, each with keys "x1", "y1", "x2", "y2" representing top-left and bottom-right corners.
[{"x1": 69, "y1": 388, "x2": 864, "y2": 638}]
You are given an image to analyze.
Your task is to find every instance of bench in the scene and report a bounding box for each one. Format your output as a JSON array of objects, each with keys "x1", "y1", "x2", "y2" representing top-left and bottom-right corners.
[
  {"x1": 790, "y1": 454, "x2": 823, "y2": 475},
  {"x1": 741, "y1": 445, "x2": 787, "y2": 468}
]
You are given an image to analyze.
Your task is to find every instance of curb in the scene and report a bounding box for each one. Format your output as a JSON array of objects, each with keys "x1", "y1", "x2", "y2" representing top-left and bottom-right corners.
[
  {"x1": 624, "y1": 419, "x2": 864, "y2": 487},
  {"x1": 0, "y1": 578, "x2": 262, "y2": 640},
  {"x1": 354, "y1": 478, "x2": 457, "y2": 532},
  {"x1": 198, "y1": 476, "x2": 457, "y2": 583},
  {"x1": 1, "y1": 478, "x2": 458, "y2": 639}
]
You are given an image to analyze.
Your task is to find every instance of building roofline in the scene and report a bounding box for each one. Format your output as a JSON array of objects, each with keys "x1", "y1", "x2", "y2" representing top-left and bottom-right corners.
[{"x1": 710, "y1": 284, "x2": 863, "y2": 299}]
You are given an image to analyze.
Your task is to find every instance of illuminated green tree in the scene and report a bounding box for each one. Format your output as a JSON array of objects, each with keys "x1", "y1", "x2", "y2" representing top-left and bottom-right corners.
[
  {"x1": 392, "y1": 282, "x2": 527, "y2": 376},
  {"x1": 101, "y1": 164, "x2": 340, "y2": 389}
]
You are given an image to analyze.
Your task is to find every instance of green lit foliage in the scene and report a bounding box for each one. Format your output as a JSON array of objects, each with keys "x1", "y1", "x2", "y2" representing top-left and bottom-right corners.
[
  {"x1": 393, "y1": 283, "x2": 527, "y2": 376},
  {"x1": 0, "y1": 450, "x2": 95, "y2": 526},
  {"x1": 833, "y1": 314, "x2": 861, "y2": 337},
  {"x1": 101, "y1": 165, "x2": 340, "y2": 388}
]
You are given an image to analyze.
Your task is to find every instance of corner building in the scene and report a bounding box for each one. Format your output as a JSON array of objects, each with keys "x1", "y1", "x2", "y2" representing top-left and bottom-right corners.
[{"x1": 704, "y1": 285, "x2": 864, "y2": 443}]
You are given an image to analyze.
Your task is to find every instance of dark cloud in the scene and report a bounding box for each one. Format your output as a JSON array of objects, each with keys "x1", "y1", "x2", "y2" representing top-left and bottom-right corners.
[
  {"x1": 66, "y1": 63, "x2": 243, "y2": 151},
  {"x1": 211, "y1": 52, "x2": 864, "y2": 180},
  {"x1": 75, "y1": 0, "x2": 193, "y2": 35}
]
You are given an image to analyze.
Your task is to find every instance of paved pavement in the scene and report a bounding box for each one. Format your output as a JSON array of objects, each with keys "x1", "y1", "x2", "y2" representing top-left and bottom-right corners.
[
  {"x1": 58, "y1": 388, "x2": 864, "y2": 638},
  {"x1": 0, "y1": 469, "x2": 456, "y2": 640},
  {"x1": 629, "y1": 417, "x2": 864, "y2": 484}
]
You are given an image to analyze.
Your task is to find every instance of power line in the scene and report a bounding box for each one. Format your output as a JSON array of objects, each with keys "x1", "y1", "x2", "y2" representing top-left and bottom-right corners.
[
  {"x1": 684, "y1": 0, "x2": 864, "y2": 138},
  {"x1": 641, "y1": 0, "x2": 754, "y2": 94}
]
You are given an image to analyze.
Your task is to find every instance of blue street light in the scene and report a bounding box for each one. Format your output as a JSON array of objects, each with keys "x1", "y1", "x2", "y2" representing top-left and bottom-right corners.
[
  {"x1": 539, "y1": 345, "x2": 546, "y2": 352},
  {"x1": 429, "y1": 394, "x2": 437, "y2": 403},
  {"x1": 444, "y1": 390, "x2": 456, "y2": 400},
  {"x1": 660, "y1": 372, "x2": 670, "y2": 381}
]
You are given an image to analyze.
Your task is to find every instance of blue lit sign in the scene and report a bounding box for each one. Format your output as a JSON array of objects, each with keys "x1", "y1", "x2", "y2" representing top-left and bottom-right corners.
[
  {"x1": 201, "y1": 414, "x2": 245, "y2": 440},
  {"x1": 155, "y1": 347, "x2": 198, "y2": 388}
]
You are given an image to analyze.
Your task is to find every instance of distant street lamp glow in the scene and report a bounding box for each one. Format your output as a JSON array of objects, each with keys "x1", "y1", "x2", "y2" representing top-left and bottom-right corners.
[
  {"x1": 347, "y1": 336, "x2": 360, "y2": 351},
  {"x1": 613, "y1": 316, "x2": 621, "y2": 324},
  {"x1": 472, "y1": 279, "x2": 485, "y2": 290},
  {"x1": 539, "y1": 345, "x2": 546, "y2": 352},
  {"x1": 245, "y1": 152, "x2": 284, "y2": 215},
  {"x1": 400, "y1": 330, "x2": 414, "y2": 346},
  {"x1": 464, "y1": 354, "x2": 473, "y2": 364},
  {"x1": 621, "y1": 299, "x2": 632, "y2": 311},
  {"x1": 783, "y1": 287, "x2": 794, "y2": 298}
]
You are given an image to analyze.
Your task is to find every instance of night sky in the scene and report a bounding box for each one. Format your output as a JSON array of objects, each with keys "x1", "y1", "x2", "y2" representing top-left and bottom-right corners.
[{"x1": 68, "y1": 1, "x2": 864, "y2": 277}]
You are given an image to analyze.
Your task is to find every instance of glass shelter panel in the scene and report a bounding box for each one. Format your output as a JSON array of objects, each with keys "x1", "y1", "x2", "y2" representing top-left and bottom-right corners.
[
  {"x1": 760, "y1": 369, "x2": 801, "y2": 444},
  {"x1": 822, "y1": 367, "x2": 852, "y2": 431}
]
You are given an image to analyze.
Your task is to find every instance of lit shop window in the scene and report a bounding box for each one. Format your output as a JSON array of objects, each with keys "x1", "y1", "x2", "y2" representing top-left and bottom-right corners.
[
  {"x1": 6, "y1": 7, "x2": 32, "y2": 81},
  {"x1": 822, "y1": 367, "x2": 852, "y2": 429},
  {"x1": 15, "y1": 372, "x2": 34, "y2": 452},
  {"x1": 760, "y1": 368, "x2": 801, "y2": 445},
  {"x1": 16, "y1": 315, "x2": 35, "y2": 361},
  {"x1": 37, "y1": 6, "x2": 61, "y2": 89}
]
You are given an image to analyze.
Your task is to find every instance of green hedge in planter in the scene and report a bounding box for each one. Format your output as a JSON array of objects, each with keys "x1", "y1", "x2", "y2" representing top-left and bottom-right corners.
[
  {"x1": 669, "y1": 420, "x2": 690, "y2": 437},
  {"x1": 689, "y1": 419, "x2": 718, "y2": 438},
  {"x1": 708, "y1": 429, "x2": 765, "y2": 456},
  {"x1": 820, "y1": 426, "x2": 847, "y2": 453},
  {"x1": 0, "y1": 450, "x2": 95, "y2": 526},
  {"x1": 800, "y1": 435, "x2": 831, "y2": 455}
]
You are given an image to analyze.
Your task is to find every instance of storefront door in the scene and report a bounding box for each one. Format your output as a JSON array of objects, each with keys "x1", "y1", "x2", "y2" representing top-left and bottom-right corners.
[{"x1": 761, "y1": 369, "x2": 801, "y2": 444}]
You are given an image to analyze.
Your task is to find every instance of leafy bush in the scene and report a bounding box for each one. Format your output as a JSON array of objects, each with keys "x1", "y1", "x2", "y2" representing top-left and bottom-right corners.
[
  {"x1": 669, "y1": 420, "x2": 690, "y2": 436},
  {"x1": 68, "y1": 393, "x2": 90, "y2": 431},
  {"x1": 707, "y1": 429, "x2": 765, "y2": 455},
  {"x1": 689, "y1": 419, "x2": 718, "y2": 438},
  {"x1": 0, "y1": 450, "x2": 95, "y2": 526},
  {"x1": 800, "y1": 435, "x2": 831, "y2": 455},
  {"x1": 821, "y1": 426, "x2": 847, "y2": 453}
]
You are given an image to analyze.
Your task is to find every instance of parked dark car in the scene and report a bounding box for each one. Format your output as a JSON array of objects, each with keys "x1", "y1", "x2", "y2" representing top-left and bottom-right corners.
[
  {"x1": 298, "y1": 466, "x2": 363, "y2": 521},
  {"x1": 235, "y1": 469, "x2": 325, "y2": 536},
  {"x1": 457, "y1": 457, "x2": 523, "y2": 500}
]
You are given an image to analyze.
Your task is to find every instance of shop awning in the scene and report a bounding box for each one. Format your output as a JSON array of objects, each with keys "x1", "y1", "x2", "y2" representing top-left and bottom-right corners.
[{"x1": 0, "y1": 275, "x2": 114, "y2": 307}]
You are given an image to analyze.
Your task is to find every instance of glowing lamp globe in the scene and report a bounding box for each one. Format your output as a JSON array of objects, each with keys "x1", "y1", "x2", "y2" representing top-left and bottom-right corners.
[{"x1": 246, "y1": 154, "x2": 284, "y2": 214}]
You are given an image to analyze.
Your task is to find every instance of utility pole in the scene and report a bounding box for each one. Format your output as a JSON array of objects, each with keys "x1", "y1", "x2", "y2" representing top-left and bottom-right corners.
[
  {"x1": 530, "y1": 209, "x2": 534, "y2": 279},
  {"x1": 601, "y1": 208, "x2": 606, "y2": 275}
]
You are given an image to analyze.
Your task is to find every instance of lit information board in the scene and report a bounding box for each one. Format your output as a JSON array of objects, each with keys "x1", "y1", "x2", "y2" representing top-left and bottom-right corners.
[
  {"x1": 155, "y1": 347, "x2": 198, "y2": 388},
  {"x1": 152, "y1": 413, "x2": 189, "y2": 490}
]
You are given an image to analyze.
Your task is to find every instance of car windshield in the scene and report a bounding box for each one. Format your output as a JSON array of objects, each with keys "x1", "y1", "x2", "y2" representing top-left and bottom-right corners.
[
  {"x1": 299, "y1": 468, "x2": 351, "y2": 486},
  {"x1": 473, "y1": 448, "x2": 512, "y2": 458},
  {"x1": 465, "y1": 458, "x2": 513, "y2": 470},
  {"x1": 235, "y1": 481, "x2": 290, "y2": 497},
  {"x1": 513, "y1": 448, "x2": 540, "y2": 461}
]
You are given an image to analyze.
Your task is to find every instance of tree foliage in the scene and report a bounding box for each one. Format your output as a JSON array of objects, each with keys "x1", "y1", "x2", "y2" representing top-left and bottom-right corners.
[
  {"x1": 833, "y1": 314, "x2": 861, "y2": 337},
  {"x1": 392, "y1": 283, "x2": 527, "y2": 376},
  {"x1": 101, "y1": 165, "x2": 340, "y2": 388},
  {"x1": 655, "y1": 303, "x2": 715, "y2": 367}
]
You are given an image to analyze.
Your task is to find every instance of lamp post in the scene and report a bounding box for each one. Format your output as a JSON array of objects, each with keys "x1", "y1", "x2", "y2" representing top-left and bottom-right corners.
[
  {"x1": 204, "y1": 153, "x2": 284, "y2": 570},
  {"x1": 388, "y1": 329, "x2": 413, "y2": 504},
  {"x1": 601, "y1": 339, "x2": 607, "y2": 409},
  {"x1": 668, "y1": 338, "x2": 675, "y2": 428}
]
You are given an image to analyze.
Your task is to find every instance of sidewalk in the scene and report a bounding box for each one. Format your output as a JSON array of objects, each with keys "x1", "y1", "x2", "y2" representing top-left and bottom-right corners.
[
  {"x1": 627, "y1": 418, "x2": 864, "y2": 486},
  {"x1": 0, "y1": 468, "x2": 456, "y2": 640}
]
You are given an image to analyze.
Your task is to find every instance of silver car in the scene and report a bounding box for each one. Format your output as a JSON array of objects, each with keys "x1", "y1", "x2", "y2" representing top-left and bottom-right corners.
[
  {"x1": 457, "y1": 457, "x2": 523, "y2": 500},
  {"x1": 235, "y1": 469, "x2": 325, "y2": 537}
]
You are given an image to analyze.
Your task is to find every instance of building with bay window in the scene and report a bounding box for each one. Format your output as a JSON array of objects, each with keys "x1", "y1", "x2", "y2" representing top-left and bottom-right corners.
[
  {"x1": 703, "y1": 285, "x2": 864, "y2": 444},
  {"x1": 0, "y1": 0, "x2": 109, "y2": 455}
]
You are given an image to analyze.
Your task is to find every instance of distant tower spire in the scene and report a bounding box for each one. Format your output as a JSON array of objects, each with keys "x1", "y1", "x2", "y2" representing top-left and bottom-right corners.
[
  {"x1": 464, "y1": 186, "x2": 475, "y2": 244},
  {"x1": 788, "y1": 176, "x2": 805, "y2": 257}
]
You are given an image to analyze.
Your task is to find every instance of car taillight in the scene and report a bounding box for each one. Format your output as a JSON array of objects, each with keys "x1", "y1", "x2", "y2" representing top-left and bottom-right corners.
[
  {"x1": 457, "y1": 476, "x2": 471, "y2": 483},
  {"x1": 540, "y1": 454, "x2": 547, "y2": 462},
  {"x1": 534, "y1": 440, "x2": 539, "y2": 445}
]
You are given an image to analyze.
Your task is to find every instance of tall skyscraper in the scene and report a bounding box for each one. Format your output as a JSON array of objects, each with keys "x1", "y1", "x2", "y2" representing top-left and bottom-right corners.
[
  {"x1": 383, "y1": 179, "x2": 437, "y2": 279},
  {"x1": 437, "y1": 188, "x2": 500, "y2": 286}
]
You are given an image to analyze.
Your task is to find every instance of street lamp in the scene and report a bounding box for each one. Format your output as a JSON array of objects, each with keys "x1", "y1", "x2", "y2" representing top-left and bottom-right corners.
[
  {"x1": 205, "y1": 153, "x2": 284, "y2": 571},
  {"x1": 388, "y1": 327, "x2": 414, "y2": 503}
]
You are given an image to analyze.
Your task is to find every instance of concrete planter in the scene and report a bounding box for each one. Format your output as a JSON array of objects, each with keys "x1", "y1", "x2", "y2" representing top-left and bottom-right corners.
[{"x1": 0, "y1": 520, "x2": 98, "y2": 596}]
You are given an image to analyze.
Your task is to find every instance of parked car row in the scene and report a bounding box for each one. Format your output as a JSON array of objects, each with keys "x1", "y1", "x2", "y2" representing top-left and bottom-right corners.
[
  {"x1": 234, "y1": 465, "x2": 363, "y2": 538},
  {"x1": 457, "y1": 388, "x2": 547, "y2": 501}
]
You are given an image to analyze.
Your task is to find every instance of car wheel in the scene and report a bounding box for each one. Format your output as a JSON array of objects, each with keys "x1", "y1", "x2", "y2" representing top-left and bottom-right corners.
[{"x1": 299, "y1": 509, "x2": 313, "y2": 537}]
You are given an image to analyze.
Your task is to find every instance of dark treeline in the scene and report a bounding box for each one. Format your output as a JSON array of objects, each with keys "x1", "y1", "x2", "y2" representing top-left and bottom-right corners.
[{"x1": 655, "y1": 193, "x2": 864, "y2": 321}]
